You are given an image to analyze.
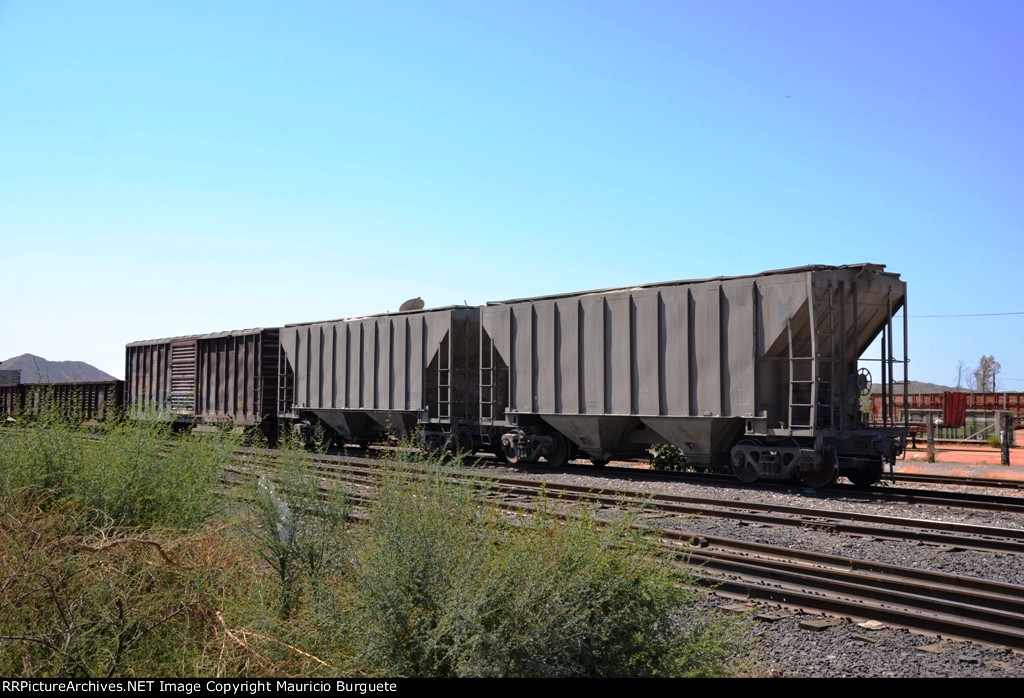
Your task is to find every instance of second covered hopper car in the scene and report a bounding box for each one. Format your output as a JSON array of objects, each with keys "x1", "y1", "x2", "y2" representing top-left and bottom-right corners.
[{"x1": 278, "y1": 306, "x2": 479, "y2": 451}]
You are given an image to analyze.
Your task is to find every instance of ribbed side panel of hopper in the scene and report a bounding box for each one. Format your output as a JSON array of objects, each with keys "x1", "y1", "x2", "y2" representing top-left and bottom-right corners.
[
  {"x1": 279, "y1": 307, "x2": 479, "y2": 444},
  {"x1": 480, "y1": 264, "x2": 906, "y2": 464}
]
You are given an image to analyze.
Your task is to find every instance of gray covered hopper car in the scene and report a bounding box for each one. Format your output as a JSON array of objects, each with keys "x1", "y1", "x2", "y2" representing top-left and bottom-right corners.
[
  {"x1": 125, "y1": 328, "x2": 280, "y2": 435},
  {"x1": 278, "y1": 306, "x2": 479, "y2": 450},
  {"x1": 480, "y1": 263, "x2": 907, "y2": 487}
]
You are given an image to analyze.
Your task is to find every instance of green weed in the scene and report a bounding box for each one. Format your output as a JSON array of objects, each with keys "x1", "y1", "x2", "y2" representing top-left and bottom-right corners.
[
  {"x1": 651, "y1": 443, "x2": 685, "y2": 471},
  {"x1": 1, "y1": 420, "x2": 754, "y2": 678},
  {"x1": 0, "y1": 414, "x2": 232, "y2": 529},
  {"x1": 338, "y1": 466, "x2": 752, "y2": 677},
  {"x1": 0, "y1": 492, "x2": 269, "y2": 677},
  {"x1": 242, "y1": 443, "x2": 351, "y2": 621}
]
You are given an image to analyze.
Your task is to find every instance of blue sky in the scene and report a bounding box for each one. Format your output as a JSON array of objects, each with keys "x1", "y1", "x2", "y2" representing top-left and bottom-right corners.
[{"x1": 1, "y1": 0, "x2": 1021, "y2": 388}]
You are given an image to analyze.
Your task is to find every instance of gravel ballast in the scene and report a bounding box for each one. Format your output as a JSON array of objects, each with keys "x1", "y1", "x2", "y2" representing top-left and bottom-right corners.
[{"x1": 494, "y1": 462, "x2": 1024, "y2": 678}]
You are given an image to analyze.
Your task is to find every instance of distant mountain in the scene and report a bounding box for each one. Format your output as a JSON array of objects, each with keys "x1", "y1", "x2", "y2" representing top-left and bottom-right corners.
[
  {"x1": 870, "y1": 381, "x2": 956, "y2": 394},
  {"x1": 0, "y1": 354, "x2": 117, "y2": 384},
  {"x1": 906, "y1": 381, "x2": 957, "y2": 394}
]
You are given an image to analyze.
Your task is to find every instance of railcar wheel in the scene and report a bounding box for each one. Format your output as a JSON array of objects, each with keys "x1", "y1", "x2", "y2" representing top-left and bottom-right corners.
[
  {"x1": 545, "y1": 433, "x2": 570, "y2": 468},
  {"x1": 502, "y1": 439, "x2": 519, "y2": 465},
  {"x1": 419, "y1": 432, "x2": 445, "y2": 456},
  {"x1": 800, "y1": 450, "x2": 838, "y2": 489},
  {"x1": 590, "y1": 458, "x2": 609, "y2": 468},
  {"x1": 847, "y1": 459, "x2": 884, "y2": 487},
  {"x1": 731, "y1": 439, "x2": 762, "y2": 483},
  {"x1": 800, "y1": 467, "x2": 837, "y2": 489}
]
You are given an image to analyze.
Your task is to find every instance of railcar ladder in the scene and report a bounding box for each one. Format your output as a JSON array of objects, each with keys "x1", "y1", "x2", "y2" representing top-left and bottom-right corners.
[
  {"x1": 480, "y1": 331, "x2": 495, "y2": 423},
  {"x1": 276, "y1": 344, "x2": 295, "y2": 417},
  {"x1": 479, "y1": 329, "x2": 507, "y2": 428},
  {"x1": 787, "y1": 319, "x2": 814, "y2": 432},
  {"x1": 788, "y1": 283, "x2": 843, "y2": 433},
  {"x1": 816, "y1": 285, "x2": 839, "y2": 431},
  {"x1": 438, "y1": 334, "x2": 450, "y2": 420}
]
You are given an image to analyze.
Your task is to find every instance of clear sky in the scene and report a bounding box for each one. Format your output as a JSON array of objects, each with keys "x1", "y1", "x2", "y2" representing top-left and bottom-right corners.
[{"x1": 1, "y1": 0, "x2": 1021, "y2": 388}]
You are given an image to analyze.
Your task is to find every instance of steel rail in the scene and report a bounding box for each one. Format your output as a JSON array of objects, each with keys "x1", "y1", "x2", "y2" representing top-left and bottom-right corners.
[
  {"x1": 225, "y1": 448, "x2": 1024, "y2": 649},
  {"x1": 672, "y1": 537, "x2": 1024, "y2": 649}
]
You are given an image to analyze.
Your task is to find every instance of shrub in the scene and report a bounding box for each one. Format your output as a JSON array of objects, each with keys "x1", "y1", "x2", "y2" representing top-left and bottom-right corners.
[
  {"x1": 0, "y1": 416, "x2": 233, "y2": 529},
  {"x1": 1, "y1": 422, "x2": 754, "y2": 678},
  {"x1": 242, "y1": 444, "x2": 351, "y2": 620},
  {"x1": 651, "y1": 443, "x2": 685, "y2": 471},
  {"x1": 341, "y1": 467, "x2": 752, "y2": 677},
  {"x1": 0, "y1": 493, "x2": 271, "y2": 678},
  {"x1": 0, "y1": 415, "x2": 83, "y2": 497}
]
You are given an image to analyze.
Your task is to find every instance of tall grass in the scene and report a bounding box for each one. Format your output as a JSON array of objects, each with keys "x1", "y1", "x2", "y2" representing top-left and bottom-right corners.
[
  {"x1": 333, "y1": 463, "x2": 752, "y2": 677},
  {"x1": 0, "y1": 411, "x2": 233, "y2": 529},
  {"x1": 0, "y1": 414, "x2": 274, "y2": 677},
  {"x1": 0, "y1": 489, "x2": 285, "y2": 678},
  {"x1": 243, "y1": 442, "x2": 351, "y2": 620},
  {"x1": 0, "y1": 419, "x2": 755, "y2": 677},
  {"x1": 0, "y1": 399, "x2": 84, "y2": 495}
]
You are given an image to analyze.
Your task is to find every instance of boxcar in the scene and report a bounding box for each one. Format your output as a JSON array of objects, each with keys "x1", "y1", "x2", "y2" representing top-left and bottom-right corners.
[
  {"x1": 0, "y1": 371, "x2": 123, "y2": 423},
  {"x1": 480, "y1": 263, "x2": 908, "y2": 486},
  {"x1": 125, "y1": 328, "x2": 280, "y2": 435},
  {"x1": 278, "y1": 306, "x2": 480, "y2": 450},
  {"x1": 0, "y1": 370, "x2": 19, "y2": 416}
]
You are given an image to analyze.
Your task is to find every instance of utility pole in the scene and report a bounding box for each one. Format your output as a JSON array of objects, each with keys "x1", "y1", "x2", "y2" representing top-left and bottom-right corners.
[
  {"x1": 926, "y1": 415, "x2": 935, "y2": 463},
  {"x1": 1001, "y1": 412, "x2": 1012, "y2": 466}
]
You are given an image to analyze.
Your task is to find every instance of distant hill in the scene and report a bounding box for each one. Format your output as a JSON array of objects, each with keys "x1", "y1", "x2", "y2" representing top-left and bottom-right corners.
[
  {"x1": 0, "y1": 354, "x2": 117, "y2": 384},
  {"x1": 906, "y1": 381, "x2": 955, "y2": 394},
  {"x1": 871, "y1": 381, "x2": 955, "y2": 394}
]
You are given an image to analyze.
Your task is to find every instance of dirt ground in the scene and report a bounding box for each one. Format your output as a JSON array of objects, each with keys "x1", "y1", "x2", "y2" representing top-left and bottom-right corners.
[
  {"x1": 904, "y1": 443, "x2": 1017, "y2": 464},
  {"x1": 899, "y1": 442, "x2": 1024, "y2": 479}
]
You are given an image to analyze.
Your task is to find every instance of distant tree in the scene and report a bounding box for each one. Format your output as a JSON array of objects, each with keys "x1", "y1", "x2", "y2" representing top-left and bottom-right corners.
[
  {"x1": 956, "y1": 360, "x2": 969, "y2": 390},
  {"x1": 972, "y1": 355, "x2": 1001, "y2": 392}
]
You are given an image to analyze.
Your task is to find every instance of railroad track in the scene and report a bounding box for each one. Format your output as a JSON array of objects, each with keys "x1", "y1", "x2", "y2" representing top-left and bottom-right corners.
[
  {"x1": 487, "y1": 478, "x2": 1024, "y2": 649},
  {"x1": 225, "y1": 447, "x2": 1024, "y2": 650},
  {"x1": 495, "y1": 458, "x2": 1024, "y2": 516},
  {"x1": 539, "y1": 483, "x2": 1024, "y2": 555},
  {"x1": 671, "y1": 533, "x2": 1024, "y2": 650},
  {"x1": 233, "y1": 448, "x2": 1024, "y2": 556},
  {"x1": 348, "y1": 443, "x2": 1024, "y2": 499},
  {"x1": 237, "y1": 449, "x2": 1024, "y2": 546},
  {"x1": 893, "y1": 470, "x2": 1024, "y2": 490}
]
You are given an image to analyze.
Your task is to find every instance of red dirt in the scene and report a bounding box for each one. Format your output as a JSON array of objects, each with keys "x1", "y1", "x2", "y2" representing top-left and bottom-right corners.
[
  {"x1": 904, "y1": 444, "x2": 1019, "y2": 466},
  {"x1": 899, "y1": 444, "x2": 1024, "y2": 480}
]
